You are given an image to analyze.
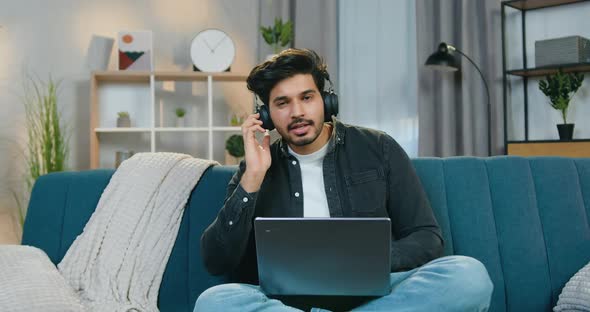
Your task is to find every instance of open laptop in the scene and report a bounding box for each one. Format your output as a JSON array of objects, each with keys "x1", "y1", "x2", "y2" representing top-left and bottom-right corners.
[{"x1": 254, "y1": 217, "x2": 391, "y2": 297}]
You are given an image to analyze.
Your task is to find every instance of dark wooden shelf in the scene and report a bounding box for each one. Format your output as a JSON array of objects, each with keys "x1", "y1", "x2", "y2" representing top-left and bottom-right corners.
[
  {"x1": 507, "y1": 140, "x2": 590, "y2": 157},
  {"x1": 506, "y1": 62, "x2": 590, "y2": 77},
  {"x1": 508, "y1": 139, "x2": 590, "y2": 143},
  {"x1": 503, "y1": 0, "x2": 589, "y2": 10}
]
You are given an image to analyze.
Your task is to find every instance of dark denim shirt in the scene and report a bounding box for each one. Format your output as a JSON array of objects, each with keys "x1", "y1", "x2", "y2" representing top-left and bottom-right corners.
[{"x1": 201, "y1": 117, "x2": 444, "y2": 284}]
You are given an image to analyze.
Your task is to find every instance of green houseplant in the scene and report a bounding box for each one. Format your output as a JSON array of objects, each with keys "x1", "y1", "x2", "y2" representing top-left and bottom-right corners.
[
  {"x1": 175, "y1": 108, "x2": 186, "y2": 118},
  {"x1": 14, "y1": 75, "x2": 69, "y2": 226},
  {"x1": 175, "y1": 108, "x2": 186, "y2": 127},
  {"x1": 117, "y1": 111, "x2": 130, "y2": 127},
  {"x1": 260, "y1": 18, "x2": 294, "y2": 55},
  {"x1": 225, "y1": 134, "x2": 244, "y2": 165},
  {"x1": 538, "y1": 70, "x2": 584, "y2": 140}
]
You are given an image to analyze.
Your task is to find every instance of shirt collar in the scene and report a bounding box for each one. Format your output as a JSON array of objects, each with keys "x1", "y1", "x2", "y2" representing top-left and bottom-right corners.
[{"x1": 279, "y1": 116, "x2": 346, "y2": 158}]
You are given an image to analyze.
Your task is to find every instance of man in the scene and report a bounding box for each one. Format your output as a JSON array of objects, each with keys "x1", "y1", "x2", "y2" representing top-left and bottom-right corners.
[{"x1": 195, "y1": 49, "x2": 493, "y2": 311}]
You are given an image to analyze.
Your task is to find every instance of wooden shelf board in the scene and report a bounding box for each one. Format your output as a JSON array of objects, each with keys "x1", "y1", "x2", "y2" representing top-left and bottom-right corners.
[
  {"x1": 503, "y1": 0, "x2": 588, "y2": 10},
  {"x1": 506, "y1": 62, "x2": 590, "y2": 77},
  {"x1": 93, "y1": 71, "x2": 150, "y2": 82},
  {"x1": 212, "y1": 127, "x2": 242, "y2": 131},
  {"x1": 507, "y1": 141, "x2": 590, "y2": 157},
  {"x1": 508, "y1": 139, "x2": 590, "y2": 143},
  {"x1": 95, "y1": 127, "x2": 151, "y2": 133},
  {"x1": 155, "y1": 71, "x2": 248, "y2": 82},
  {"x1": 155, "y1": 127, "x2": 209, "y2": 132},
  {"x1": 92, "y1": 71, "x2": 249, "y2": 82}
]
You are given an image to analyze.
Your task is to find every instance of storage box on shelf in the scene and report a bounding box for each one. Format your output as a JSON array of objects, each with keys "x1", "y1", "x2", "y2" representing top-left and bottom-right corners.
[{"x1": 90, "y1": 71, "x2": 251, "y2": 169}]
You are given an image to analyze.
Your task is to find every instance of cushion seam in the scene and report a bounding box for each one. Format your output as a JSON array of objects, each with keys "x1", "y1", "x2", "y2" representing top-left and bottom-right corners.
[
  {"x1": 573, "y1": 160, "x2": 590, "y2": 230},
  {"x1": 529, "y1": 159, "x2": 556, "y2": 306},
  {"x1": 442, "y1": 159, "x2": 457, "y2": 258},
  {"x1": 57, "y1": 174, "x2": 72, "y2": 261},
  {"x1": 484, "y1": 158, "x2": 509, "y2": 312}
]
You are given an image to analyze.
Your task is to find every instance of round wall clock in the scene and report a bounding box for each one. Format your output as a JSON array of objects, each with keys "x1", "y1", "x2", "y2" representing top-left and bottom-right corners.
[{"x1": 190, "y1": 28, "x2": 235, "y2": 72}]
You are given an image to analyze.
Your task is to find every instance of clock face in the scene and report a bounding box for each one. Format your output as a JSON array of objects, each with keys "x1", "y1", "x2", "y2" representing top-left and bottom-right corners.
[{"x1": 190, "y1": 29, "x2": 235, "y2": 72}]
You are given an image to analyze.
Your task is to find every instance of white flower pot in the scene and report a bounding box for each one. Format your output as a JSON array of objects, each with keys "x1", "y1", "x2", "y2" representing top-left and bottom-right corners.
[{"x1": 176, "y1": 117, "x2": 185, "y2": 128}]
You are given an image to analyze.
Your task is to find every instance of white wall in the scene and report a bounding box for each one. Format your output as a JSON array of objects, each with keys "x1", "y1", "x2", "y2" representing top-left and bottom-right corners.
[
  {"x1": 338, "y1": 0, "x2": 418, "y2": 156},
  {"x1": 504, "y1": 2, "x2": 590, "y2": 141},
  {"x1": 0, "y1": 0, "x2": 259, "y2": 218}
]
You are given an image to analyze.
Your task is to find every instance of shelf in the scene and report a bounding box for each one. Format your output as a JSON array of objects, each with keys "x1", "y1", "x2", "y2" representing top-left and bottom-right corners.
[
  {"x1": 95, "y1": 127, "x2": 241, "y2": 132},
  {"x1": 94, "y1": 71, "x2": 151, "y2": 83},
  {"x1": 507, "y1": 139, "x2": 590, "y2": 143},
  {"x1": 91, "y1": 70, "x2": 251, "y2": 169},
  {"x1": 506, "y1": 62, "x2": 590, "y2": 77},
  {"x1": 155, "y1": 127, "x2": 209, "y2": 132},
  {"x1": 95, "y1": 127, "x2": 151, "y2": 133},
  {"x1": 507, "y1": 140, "x2": 590, "y2": 157},
  {"x1": 212, "y1": 127, "x2": 242, "y2": 131},
  {"x1": 155, "y1": 71, "x2": 248, "y2": 82},
  {"x1": 503, "y1": 0, "x2": 588, "y2": 11},
  {"x1": 92, "y1": 71, "x2": 249, "y2": 82}
]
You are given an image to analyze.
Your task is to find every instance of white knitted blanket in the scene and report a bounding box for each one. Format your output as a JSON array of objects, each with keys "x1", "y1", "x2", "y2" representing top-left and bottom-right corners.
[
  {"x1": 555, "y1": 261, "x2": 590, "y2": 312},
  {"x1": 58, "y1": 152, "x2": 217, "y2": 312}
]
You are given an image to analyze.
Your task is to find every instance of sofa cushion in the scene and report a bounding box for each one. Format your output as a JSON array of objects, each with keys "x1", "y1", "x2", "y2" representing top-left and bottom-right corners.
[
  {"x1": 554, "y1": 261, "x2": 590, "y2": 312},
  {"x1": 0, "y1": 245, "x2": 84, "y2": 312}
]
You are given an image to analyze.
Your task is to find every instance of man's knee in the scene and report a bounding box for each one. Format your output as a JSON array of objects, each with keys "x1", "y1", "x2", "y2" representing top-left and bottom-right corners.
[
  {"x1": 194, "y1": 283, "x2": 259, "y2": 312},
  {"x1": 446, "y1": 256, "x2": 494, "y2": 306}
]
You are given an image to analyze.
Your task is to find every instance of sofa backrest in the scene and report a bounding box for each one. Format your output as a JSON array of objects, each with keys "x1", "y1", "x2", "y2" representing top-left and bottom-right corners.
[
  {"x1": 22, "y1": 166, "x2": 236, "y2": 312},
  {"x1": 413, "y1": 157, "x2": 590, "y2": 312},
  {"x1": 22, "y1": 157, "x2": 590, "y2": 312}
]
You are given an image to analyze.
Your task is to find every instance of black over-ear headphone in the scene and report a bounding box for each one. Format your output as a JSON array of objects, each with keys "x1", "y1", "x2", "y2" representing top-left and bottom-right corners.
[{"x1": 256, "y1": 71, "x2": 339, "y2": 131}]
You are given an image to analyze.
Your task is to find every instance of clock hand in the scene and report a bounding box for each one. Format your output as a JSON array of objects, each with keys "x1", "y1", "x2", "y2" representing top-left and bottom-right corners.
[
  {"x1": 201, "y1": 38, "x2": 214, "y2": 53},
  {"x1": 211, "y1": 36, "x2": 228, "y2": 52}
]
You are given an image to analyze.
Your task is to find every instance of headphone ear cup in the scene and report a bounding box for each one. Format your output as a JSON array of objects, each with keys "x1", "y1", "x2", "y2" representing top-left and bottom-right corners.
[
  {"x1": 257, "y1": 104, "x2": 275, "y2": 131},
  {"x1": 322, "y1": 91, "x2": 339, "y2": 122}
]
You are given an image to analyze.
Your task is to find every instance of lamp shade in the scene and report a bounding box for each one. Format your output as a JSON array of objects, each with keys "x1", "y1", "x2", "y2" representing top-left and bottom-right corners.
[{"x1": 425, "y1": 42, "x2": 459, "y2": 72}]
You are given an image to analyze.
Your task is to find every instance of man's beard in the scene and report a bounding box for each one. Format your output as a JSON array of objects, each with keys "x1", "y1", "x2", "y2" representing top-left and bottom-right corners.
[{"x1": 283, "y1": 118, "x2": 323, "y2": 147}]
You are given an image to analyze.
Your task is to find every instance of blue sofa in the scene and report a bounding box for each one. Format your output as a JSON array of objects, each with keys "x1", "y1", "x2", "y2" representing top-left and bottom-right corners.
[{"x1": 22, "y1": 156, "x2": 590, "y2": 312}]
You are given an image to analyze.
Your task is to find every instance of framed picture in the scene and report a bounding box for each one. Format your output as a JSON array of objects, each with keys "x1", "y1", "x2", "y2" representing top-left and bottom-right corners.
[{"x1": 118, "y1": 31, "x2": 153, "y2": 71}]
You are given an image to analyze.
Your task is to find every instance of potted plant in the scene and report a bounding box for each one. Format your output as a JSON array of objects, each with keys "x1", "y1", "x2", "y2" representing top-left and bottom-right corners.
[
  {"x1": 225, "y1": 134, "x2": 245, "y2": 165},
  {"x1": 175, "y1": 108, "x2": 186, "y2": 127},
  {"x1": 538, "y1": 70, "x2": 584, "y2": 140},
  {"x1": 260, "y1": 17, "x2": 294, "y2": 60},
  {"x1": 230, "y1": 113, "x2": 244, "y2": 127},
  {"x1": 13, "y1": 75, "x2": 69, "y2": 227},
  {"x1": 117, "y1": 111, "x2": 130, "y2": 127}
]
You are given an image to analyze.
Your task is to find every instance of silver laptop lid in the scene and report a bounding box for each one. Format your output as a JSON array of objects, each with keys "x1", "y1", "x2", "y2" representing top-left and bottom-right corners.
[{"x1": 254, "y1": 217, "x2": 391, "y2": 296}]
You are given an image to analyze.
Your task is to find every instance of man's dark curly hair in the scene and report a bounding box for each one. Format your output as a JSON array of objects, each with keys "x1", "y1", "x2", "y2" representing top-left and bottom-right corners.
[{"x1": 246, "y1": 48, "x2": 328, "y2": 106}]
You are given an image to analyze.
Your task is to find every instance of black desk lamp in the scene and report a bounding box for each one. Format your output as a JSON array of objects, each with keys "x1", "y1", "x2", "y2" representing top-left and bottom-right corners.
[{"x1": 425, "y1": 42, "x2": 492, "y2": 156}]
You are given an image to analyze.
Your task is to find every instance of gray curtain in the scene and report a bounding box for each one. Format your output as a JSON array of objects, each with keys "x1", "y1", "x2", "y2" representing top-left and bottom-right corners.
[
  {"x1": 257, "y1": 0, "x2": 338, "y2": 85},
  {"x1": 416, "y1": 0, "x2": 503, "y2": 156}
]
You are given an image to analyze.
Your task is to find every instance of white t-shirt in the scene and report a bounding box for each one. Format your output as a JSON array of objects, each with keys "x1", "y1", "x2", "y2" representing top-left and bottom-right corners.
[{"x1": 288, "y1": 142, "x2": 331, "y2": 218}]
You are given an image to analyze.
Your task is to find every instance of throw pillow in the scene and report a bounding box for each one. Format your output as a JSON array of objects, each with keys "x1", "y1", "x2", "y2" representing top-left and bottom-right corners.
[
  {"x1": 0, "y1": 245, "x2": 84, "y2": 312},
  {"x1": 554, "y1": 261, "x2": 590, "y2": 312}
]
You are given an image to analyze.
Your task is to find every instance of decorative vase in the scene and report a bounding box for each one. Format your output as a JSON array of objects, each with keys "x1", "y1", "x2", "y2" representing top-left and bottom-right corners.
[
  {"x1": 176, "y1": 117, "x2": 185, "y2": 128},
  {"x1": 557, "y1": 123, "x2": 574, "y2": 141},
  {"x1": 117, "y1": 116, "x2": 131, "y2": 127},
  {"x1": 115, "y1": 150, "x2": 135, "y2": 168}
]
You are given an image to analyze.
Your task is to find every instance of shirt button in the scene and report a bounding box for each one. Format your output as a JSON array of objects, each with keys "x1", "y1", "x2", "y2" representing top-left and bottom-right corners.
[
  {"x1": 294, "y1": 192, "x2": 300, "y2": 197},
  {"x1": 292, "y1": 160, "x2": 297, "y2": 165},
  {"x1": 228, "y1": 221, "x2": 233, "y2": 226},
  {"x1": 242, "y1": 197, "x2": 248, "y2": 203}
]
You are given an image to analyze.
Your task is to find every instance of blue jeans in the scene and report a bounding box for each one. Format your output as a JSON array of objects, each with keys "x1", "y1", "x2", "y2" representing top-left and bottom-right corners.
[{"x1": 194, "y1": 255, "x2": 493, "y2": 312}]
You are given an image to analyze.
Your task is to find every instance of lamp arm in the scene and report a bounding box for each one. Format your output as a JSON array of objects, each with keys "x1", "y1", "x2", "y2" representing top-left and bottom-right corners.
[{"x1": 452, "y1": 46, "x2": 492, "y2": 155}]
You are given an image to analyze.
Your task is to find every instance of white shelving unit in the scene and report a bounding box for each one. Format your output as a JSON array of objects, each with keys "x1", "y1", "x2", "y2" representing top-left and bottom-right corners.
[{"x1": 90, "y1": 71, "x2": 250, "y2": 169}]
